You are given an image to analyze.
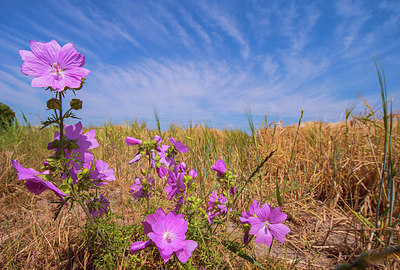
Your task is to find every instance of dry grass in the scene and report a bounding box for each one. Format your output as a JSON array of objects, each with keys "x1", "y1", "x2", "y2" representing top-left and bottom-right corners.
[{"x1": 1, "y1": 116, "x2": 399, "y2": 269}]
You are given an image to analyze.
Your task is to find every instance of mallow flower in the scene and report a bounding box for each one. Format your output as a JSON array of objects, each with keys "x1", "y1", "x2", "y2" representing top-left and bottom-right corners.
[
  {"x1": 130, "y1": 174, "x2": 154, "y2": 200},
  {"x1": 168, "y1": 137, "x2": 189, "y2": 153},
  {"x1": 248, "y1": 203, "x2": 290, "y2": 247},
  {"x1": 48, "y1": 121, "x2": 98, "y2": 163},
  {"x1": 211, "y1": 159, "x2": 227, "y2": 177},
  {"x1": 89, "y1": 159, "x2": 116, "y2": 186},
  {"x1": 129, "y1": 208, "x2": 198, "y2": 263},
  {"x1": 11, "y1": 160, "x2": 66, "y2": 203},
  {"x1": 205, "y1": 190, "x2": 232, "y2": 223},
  {"x1": 20, "y1": 40, "x2": 90, "y2": 92}
]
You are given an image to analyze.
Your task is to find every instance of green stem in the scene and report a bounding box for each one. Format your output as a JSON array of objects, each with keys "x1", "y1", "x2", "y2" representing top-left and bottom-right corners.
[
  {"x1": 58, "y1": 92, "x2": 64, "y2": 157},
  {"x1": 70, "y1": 184, "x2": 107, "y2": 243}
]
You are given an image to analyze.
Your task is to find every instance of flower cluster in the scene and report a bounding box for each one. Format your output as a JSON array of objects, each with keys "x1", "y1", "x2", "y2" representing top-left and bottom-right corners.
[
  {"x1": 130, "y1": 173, "x2": 154, "y2": 200},
  {"x1": 129, "y1": 208, "x2": 198, "y2": 263},
  {"x1": 87, "y1": 194, "x2": 110, "y2": 218},
  {"x1": 205, "y1": 189, "x2": 233, "y2": 223},
  {"x1": 15, "y1": 39, "x2": 292, "y2": 267},
  {"x1": 126, "y1": 135, "x2": 196, "y2": 205}
]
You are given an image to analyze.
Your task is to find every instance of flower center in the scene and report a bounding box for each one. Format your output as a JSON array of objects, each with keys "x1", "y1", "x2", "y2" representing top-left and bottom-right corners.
[
  {"x1": 163, "y1": 231, "x2": 174, "y2": 243},
  {"x1": 51, "y1": 63, "x2": 64, "y2": 79},
  {"x1": 263, "y1": 221, "x2": 270, "y2": 229}
]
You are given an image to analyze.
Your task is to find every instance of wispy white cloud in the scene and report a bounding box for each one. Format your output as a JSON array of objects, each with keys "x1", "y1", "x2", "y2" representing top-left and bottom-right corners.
[
  {"x1": 0, "y1": 0, "x2": 399, "y2": 130},
  {"x1": 197, "y1": 1, "x2": 250, "y2": 58}
]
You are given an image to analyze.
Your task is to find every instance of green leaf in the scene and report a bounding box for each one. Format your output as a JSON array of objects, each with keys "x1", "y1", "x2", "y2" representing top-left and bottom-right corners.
[{"x1": 276, "y1": 181, "x2": 283, "y2": 207}]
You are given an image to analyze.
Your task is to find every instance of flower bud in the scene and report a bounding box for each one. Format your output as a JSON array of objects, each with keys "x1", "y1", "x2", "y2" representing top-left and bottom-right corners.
[
  {"x1": 47, "y1": 98, "x2": 62, "y2": 110},
  {"x1": 78, "y1": 168, "x2": 91, "y2": 180},
  {"x1": 70, "y1": 98, "x2": 83, "y2": 110}
]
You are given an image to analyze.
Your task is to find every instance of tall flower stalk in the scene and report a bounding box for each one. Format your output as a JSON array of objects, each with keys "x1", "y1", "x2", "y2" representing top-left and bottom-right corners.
[{"x1": 14, "y1": 40, "x2": 114, "y2": 238}]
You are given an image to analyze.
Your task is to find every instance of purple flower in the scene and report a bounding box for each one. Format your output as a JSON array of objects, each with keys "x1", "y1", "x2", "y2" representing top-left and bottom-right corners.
[
  {"x1": 164, "y1": 163, "x2": 188, "y2": 200},
  {"x1": 20, "y1": 40, "x2": 90, "y2": 92},
  {"x1": 154, "y1": 135, "x2": 162, "y2": 144},
  {"x1": 248, "y1": 203, "x2": 290, "y2": 247},
  {"x1": 49, "y1": 122, "x2": 98, "y2": 163},
  {"x1": 158, "y1": 144, "x2": 175, "y2": 168},
  {"x1": 217, "y1": 196, "x2": 231, "y2": 215},
  {"x1": 90, "y1": 159, "x2": 116, "y2": 186},
  {"x1": 132, "y1": 208, "x2": 198, "y2": 263},
  {"x1": 207, "y1": 190, "x2": 218, "y2": 210},
  {"x1": 87, "y1": 194, "x2": 109, "y2": 218},
  {"x1": 211, "y1": 159, "x2": 227, "y2": 177},
  {"x1": 206, "y1": 190, "x2": 232, "y2": 223},
  {"x1": 168, "y1": 137, "x2": 189, "y2": 153},
  {"x1": 11, "y1": 160, "x2": 66, "y2": 203},
  {"x1": 128, "y1": 152, "x2": 142, "y2": 164},
  {"x1": 64, "y1": 122, "x2": 99, "y2": 150},
  {"x1": 130, "y1": 175, "x2": 154, "y2": 200},
  {"x1": 126, "y1": 136, "x2": 142, "y2": 145},
  {"x1": 156, "y1": 164, "x2": 168, "y2": 178},
  {"x1": 239, "y1": 199, "x2": 260, "y2": 224}
]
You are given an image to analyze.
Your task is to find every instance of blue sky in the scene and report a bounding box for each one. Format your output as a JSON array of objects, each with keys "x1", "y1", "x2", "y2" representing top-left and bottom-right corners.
[{"x1": 1, "y1": 0, "x2": 399, "y2": 131}]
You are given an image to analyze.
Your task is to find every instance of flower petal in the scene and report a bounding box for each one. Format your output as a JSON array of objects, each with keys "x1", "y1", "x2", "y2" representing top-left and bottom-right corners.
[
  {"x1": 30, "y1": 40, "x2": 61, "y2": 65},
  {"x1": 176, "y1": 240, "x2": 198, "y2": 263},
  {"x1": 248, "y1": 217, "x2": 264, "y2": 235},
  {"x1": 20, "y1": 50, "x2": 50, "y2": 76},
  {"x1": 268, "y1": 223, "x2": 290, "y2": 243},
  {"x1": 58, "y1": 43, "x2": 86, "y2": 69},
  {"x1": 61, "y1": 67, "x2": 90, "y2": 89},
  {"x1": 269, "y1": 207, "x2": 288, "y2": 224},
  {"x1": 255, "y1": 227, "x2": 273, "y2": 247},
  {"x1": 255, "y1": 203, "x2": 271, "y2": 221}
]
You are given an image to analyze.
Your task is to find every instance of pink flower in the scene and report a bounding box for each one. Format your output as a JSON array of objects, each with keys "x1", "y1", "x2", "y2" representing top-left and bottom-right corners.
[
  {"x1": 48, "y1": 121, "x2": 99, "y2": 163},
  {"x1": 130, "y1": 208, "x2": 198, "y2": 263},
  {"x1": 90, "y1": 159, "x2": 116, "y2": 186},
  {"x1": 126, "y1": 136, "x2": 142, "y2": 145},
  {"x1": 248, "y1": 203, "x2": 290, "y2": 247},
  {"x1": 130, "y1": 174, "x2": 154, "y2": 200},
  {"x1": 211, "y1": 159, "x2": 227, "y2": 177},
  {"x1": 168, "y1": 137, "x2": 189, "y2": 153},
  {"x1": 20, "y1": 40, "x2": 90, "y2": 92},
  {"x1": 11, "y1": 160, "x2": 66, "y2": 203},
  {"x1": 129, "y1": 240, "x2": 152, "y2": 254},
  {"x1": 239, "y1": 199, "x2": 260, "y2": 224},
  {"x1": 206, "y1": 190, "x2": 232, "y2": 223}
]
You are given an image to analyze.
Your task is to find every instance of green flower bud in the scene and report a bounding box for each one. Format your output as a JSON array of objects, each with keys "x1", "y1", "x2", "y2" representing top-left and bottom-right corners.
[
  {"x1": 70, "y1": 99, "x2": 83, "y2": 110},
  {"x1": 78, "y1": 168, "x2": 90, "y2": 180},
  {"x1": 47, "y1": 98, "x2": 62, "y2": 110}
]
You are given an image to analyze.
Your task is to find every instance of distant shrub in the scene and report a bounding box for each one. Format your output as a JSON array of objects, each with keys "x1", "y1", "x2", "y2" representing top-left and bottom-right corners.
[{"x1": 0, "y1": 102, "x2": 16, "y2": 130}]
